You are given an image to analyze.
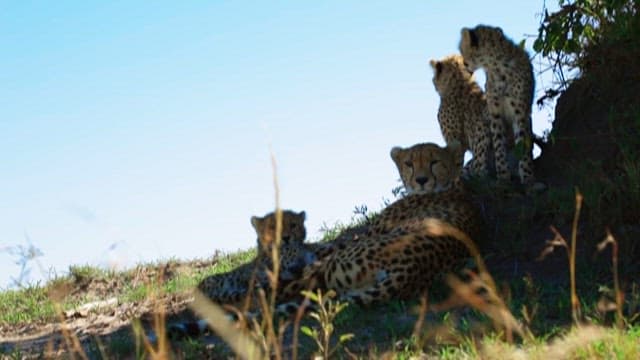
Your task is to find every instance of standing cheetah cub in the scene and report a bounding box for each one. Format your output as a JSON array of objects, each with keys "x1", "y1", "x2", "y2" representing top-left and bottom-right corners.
[
  {"x1": 459, "y1": 24, "x2": 535, "y2": 186},
  {"x1": 429, "y1": 54, "x2": 492, "y2": 178}
]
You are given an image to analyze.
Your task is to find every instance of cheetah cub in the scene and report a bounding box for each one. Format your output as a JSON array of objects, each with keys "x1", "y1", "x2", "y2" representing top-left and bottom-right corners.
[
  {"x1": 168, "y1": 210, "x2": 315, "y2": 339},
  {"x1": 196, "y1": 210, "x2": 312, "y2": 307},
  {"x1": 459, "y1": 24, "x2": 536, "y2": 186},
  {"x1": 430, "y1": 54, "x2": 492, "y2": 178}
]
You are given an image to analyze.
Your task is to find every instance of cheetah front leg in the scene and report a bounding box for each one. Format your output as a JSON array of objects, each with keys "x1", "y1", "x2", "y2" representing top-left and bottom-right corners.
[{"x1": 197, "y1": 280, "x2": 248, "y2": 305}]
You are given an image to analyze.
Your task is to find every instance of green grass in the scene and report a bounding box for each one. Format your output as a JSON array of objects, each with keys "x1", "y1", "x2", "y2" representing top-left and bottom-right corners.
[
  {"x1": 1, "y1": 186, "x2": 638, "y2": 359},
  {"x1": 1, "y1": 218, "x2": 639, "y2": 359},
  {"x1": 0, "y1": 285, "x2": 57, "y2": 324},
  {"x1": 0, "y1": 250, "x2": 258, "y2": 328}
]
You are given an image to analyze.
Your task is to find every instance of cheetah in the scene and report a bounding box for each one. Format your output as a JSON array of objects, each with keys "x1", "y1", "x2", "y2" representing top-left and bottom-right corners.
[
  {"x1": 368, "y1": 141, "x2": 481, "y2": 237},
  {"x1": 279, "y1": 142, "x2": 483, "y2": 307},
  {"x1": 429, "y1": 54, "x2": 493, "y2": 178},
  {"x1": 167, "y1": 210, "x2": 317, "y2": 338},
  {"x1": 196, "y1": 209, "x2": 314, "y2": 306},
  {"x1": 459, "y1": 24, "x2": 535, "y2": 186}
]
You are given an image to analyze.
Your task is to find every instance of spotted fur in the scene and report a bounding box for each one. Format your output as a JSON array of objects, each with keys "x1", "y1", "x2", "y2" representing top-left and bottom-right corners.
[
  {"x1": 278, "y1": 143, "x2": 483, "y2": 307},
  {"x1": 429, "y1": 54, "x2": 493, "y2": 178},
  {"x1": 196, "y1": 209, "x2": 313, "y2": 307},
  {"x1": 459, "y1": 24, "x2": 535, "y2": 185},
  {"x1": 167, "y1": 210, "x2": 316, "y2": 339}
]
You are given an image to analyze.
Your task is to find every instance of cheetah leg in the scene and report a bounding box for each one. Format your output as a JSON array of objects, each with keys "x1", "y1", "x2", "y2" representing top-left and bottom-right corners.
[
  {"x1": 468, "y1": 120, "x2": 491, "y2": 178},
  {"x1": 340, "y1": 281, "x2": 394, "y2": 306},
  {"x1": 197, "y1": 281, "x2": 248, "y2": 305},
  {"x1": 339, "y1": 270, "x2": 426, "y2": 306},
  {"x1": 512, "y1": 114, "x2": 535, "y2": 185},
  {"x1": 487, "y1": 97, "x2": 510, "y2": 181}
]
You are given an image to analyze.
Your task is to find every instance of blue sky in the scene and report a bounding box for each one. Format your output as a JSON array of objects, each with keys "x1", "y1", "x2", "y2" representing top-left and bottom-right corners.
[{"x1": 0, "y1": 1, "x2": 557, "y2": 288}]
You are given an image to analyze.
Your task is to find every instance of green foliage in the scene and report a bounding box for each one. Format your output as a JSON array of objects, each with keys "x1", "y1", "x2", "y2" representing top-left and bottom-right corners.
[
  {"x1": 68, "y1": 264, "x2": 111, "y2": 281},
  {"x1": 534, "y1": 0, "x2": 638, "y2": 64},
  {"x1": 300, "y1": 289, "x2": 354, "y2": 359},
  {"x1": 317, "y1": 204, "x2": 376, "y2": 243},
  {"x1": 0, "y1": 285, "x2": 57, "y2": 324},
  {"x1": 533, "y1": 0, "x2": 639, "y2": 102}
]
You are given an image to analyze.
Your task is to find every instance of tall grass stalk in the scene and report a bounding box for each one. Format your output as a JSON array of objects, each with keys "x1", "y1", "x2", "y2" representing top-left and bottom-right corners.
[
  {"x1": 570, "y1": 189, "x2": 583, "y2": 323},
  {"x1": 597, "y1": 230, "x2": 624, "y2": 329}
]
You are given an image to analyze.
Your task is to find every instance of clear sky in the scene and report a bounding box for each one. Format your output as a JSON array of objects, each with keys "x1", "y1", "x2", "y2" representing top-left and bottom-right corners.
[{"x1": 0, "y1": 1, "x2": 557, "y2": 289}]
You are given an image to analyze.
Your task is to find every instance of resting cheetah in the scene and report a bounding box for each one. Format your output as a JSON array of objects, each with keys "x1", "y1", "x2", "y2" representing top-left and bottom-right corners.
[
  {"x1": 168, "y1": 210, "x2": 316, "y2": 338},
  {"x1": 459, "y1": 24, "x2": 535, "y2": 185},
  {"x1": 368, "y1": 141, "x2": 480, "y2": 237},
  {"x1": 196, "y1": 209, "x2": 315, "y2": 307},
  {"x1": 429, "y1": 55, "x2": 493, "y2": 178},
  {"x1": 279, "y1": 142, "x2": 483, "y2": 306}
]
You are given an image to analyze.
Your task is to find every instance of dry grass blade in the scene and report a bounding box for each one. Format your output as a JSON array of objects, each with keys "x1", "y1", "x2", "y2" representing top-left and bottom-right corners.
[
  {"x1": 411, "y1": 294, "x2": 428, "y2": 347},
  {"x1": 597, "y1": 229, "x2": 624, "y2": 329},
  {"x1": 190, "y1": 290, "x2": 265, "y2": 360},
  {"x1": 420, "y1": 218, "x2": 495, "y2": 293},
  {"x1": 291, "y1": 292, "x2": 313, "y2": 360},
  {"x1": 419, "y1": 218, "x2": 529, "y2": 342},
  {"x1": 144, "y1": 304, "x2": 170, "y2": 359},
  {"x1": 569, "y1": 189, "x2": 583, "y2": 324},
  {"x1": 266, "y1": 148, "x2": 284, "y2": 359},
  {"x1": 133, "y1": 273, "x2": 171, "y2": 360},
  {"x1": 269, "y1": 149, "x2": 283, "y2": 314},
  {"x1": 537, "y1": 225, "x2": 569, "y2": 261},
  {"x1": 54, "y1": 302, "x2": 89, "y2": 360},
  {"x1": 256, "y1": 288, "x2": 282, "y2": 359},
  {"x1": 240, "y1": 258, "x2": 261, "y2": 315},
  {"x1": 446, "y1": 273, "x2": 524, "y2": 343},
  {"x1": 537, "y1": 189, "x2": 584, "y2": 324}
]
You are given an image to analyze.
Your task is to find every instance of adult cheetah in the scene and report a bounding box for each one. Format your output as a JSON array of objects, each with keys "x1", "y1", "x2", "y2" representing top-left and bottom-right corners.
[{"x1": 279, "y1": 142, "x2": 483, "y2": 306}]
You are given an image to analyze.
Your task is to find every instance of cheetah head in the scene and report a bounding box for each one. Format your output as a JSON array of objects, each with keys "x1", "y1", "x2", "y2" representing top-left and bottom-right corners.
[
  {"x1": 429, "y1": 54, "x2": 474, "y2": 95},
  {"x1": 459, "y1": 24, "x2": 504, "y2": 72},
  {"x1": 251, "y1": 210, "x2": 307, "y2": 253},
  {"x1": 390, "y1": 141, "x2": 464, "y2": 194}
]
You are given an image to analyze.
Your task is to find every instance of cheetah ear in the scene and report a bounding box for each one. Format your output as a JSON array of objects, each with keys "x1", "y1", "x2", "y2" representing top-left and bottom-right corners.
[
  {"x1": 298, "y1": 211, "x2": 306, "y2": 221},
  {"x1": 390, "y1": 146, "x2": 404, "y2": 163},
  {"x1": 250, "y1": 215, "x2": 262, "y2": 230},
  {"x1": 429, "y1": 60, "x2": 443, "y2": 75},
  {"x1": 462, "y1": 28, "x2": 478, "y2": 47},
  {"x1": 469, "y1": 29, "x2": 479, "y2": 47}
]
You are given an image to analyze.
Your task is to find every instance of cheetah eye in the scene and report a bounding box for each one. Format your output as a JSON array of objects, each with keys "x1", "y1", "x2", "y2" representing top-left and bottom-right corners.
[
  {"x1": 429, "y1": 160, "x2": 440, "y2": 170},
  {"x1": 404, "y1": 160, "x2": 413, "y2": 167}
]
